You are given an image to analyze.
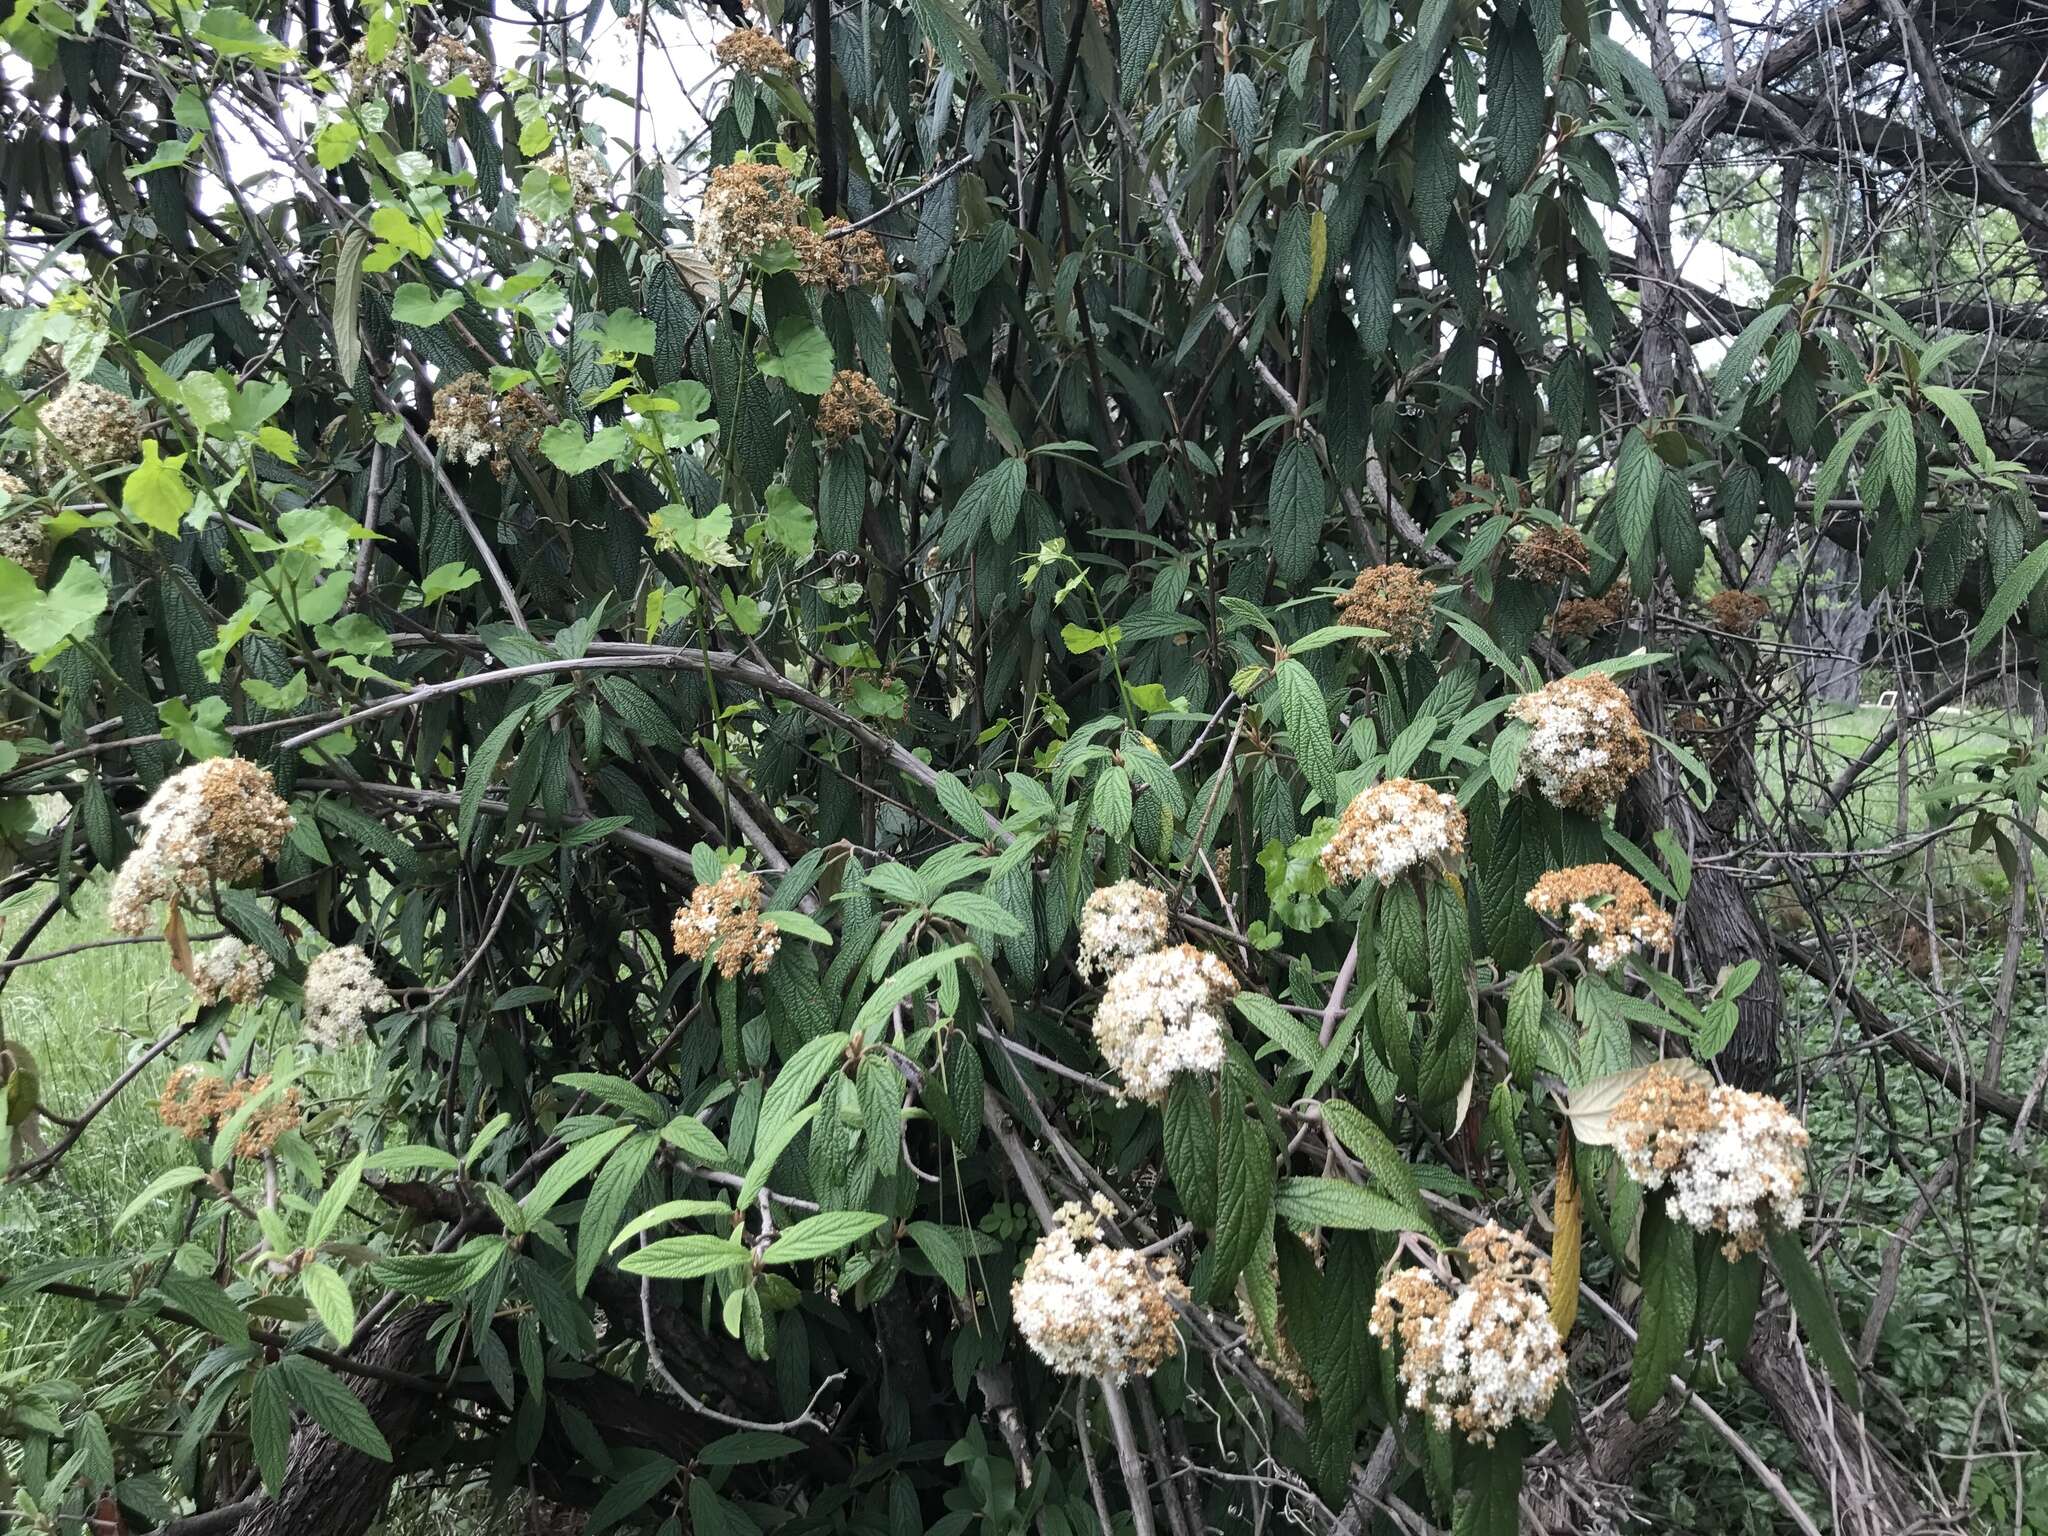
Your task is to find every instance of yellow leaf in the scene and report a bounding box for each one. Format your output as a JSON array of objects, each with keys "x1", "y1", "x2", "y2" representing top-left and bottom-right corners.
[
  {"x1": 1306, "y1": 210, "x2": 1328, "y2": 306},
  {"x1": 1551, "y1": 1135, "x2": 1582, "y2": 1340}
]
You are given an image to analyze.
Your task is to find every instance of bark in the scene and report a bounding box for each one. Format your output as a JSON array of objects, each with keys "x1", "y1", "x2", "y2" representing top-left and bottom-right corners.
[
  {"x1": 1742, "y1": 1320, "x2": 1956, "y2": 1535},
  {"x1": 235, "y1": 1309, "x2": 438, "y2": 1536}
]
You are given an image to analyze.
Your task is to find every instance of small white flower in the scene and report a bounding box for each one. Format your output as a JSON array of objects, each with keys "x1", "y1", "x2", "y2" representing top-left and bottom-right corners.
[
  {"x1": 1612, "y1": 1065, "x2": 1809, "y2": 1256},
  {"x1": 1091, "y1": 944, "x2": 1236, "y2": 1103},
  {"x1": 1077, "y1": 881, "x2": 1170, "y2": 980},
  {"x1": 1012, "y1": 1199, "x2": 1188, "y2": 1381},
  {"x1": 302, "y1": 944, "x2": 395, "y2": 1050},
  {"x1": 1320, "y1": 778, "x2": 1467, "y2": 886},
  {"x1": 188, "y1": 937, "x2": 273, "y2": 1007}
]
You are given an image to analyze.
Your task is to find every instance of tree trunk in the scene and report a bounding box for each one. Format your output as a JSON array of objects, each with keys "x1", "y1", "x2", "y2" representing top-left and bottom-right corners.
[
  {"x1": 1742, "y1": 1320, "x2": 1954, "y2": 1535},
  {"x1": 235, "y1": 1309, "x2": 438, "y2": 1536}
]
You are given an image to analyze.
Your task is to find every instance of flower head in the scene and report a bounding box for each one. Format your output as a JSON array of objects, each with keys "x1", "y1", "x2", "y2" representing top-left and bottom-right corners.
[
  {"x1": 0, "y1": 471, "x2": 48, "y2": 582},
  {"x1": 715, "y1": 27, "x2": 798, "y2": 77},
  {"x1": 1612, "y1": 1064, "x2": 1809, "y2": 1257},
  {"x1": 1013, "y1": 1196, "x2": 1188, "y2": 1381},
  {"x1": 40, "y1": 383, "x2": 144, "y2": 470},
  {"x1": 1510, "y1": 524, "x2": 1590, "y2": 584},
  {"x1": 1509, "y1": 674, "x2": 1650, "y2": 813},
  {"x1": 1524, "y1": 863, "x2": 1672, "y2": 970},
  {"x1": 1320, "y1": 778, "x2": 1467, "y2": 886},
  {"x1": 1091, "y1": 943, "x2": 1236, "y2": 1103},
  {"x1": 1705, "y1": 589, "x2": 1770, "y2": 636},
  {"x1": 1335, "y1": 564, "x2": 1439, "y2": 658},
  {"x1": 816, "y1": 371, "x2": 896, "y2": 446},
  {"x1": 107, "y1": 759, "x2": 295, "y2": 936},
  {"x1": 190, "y1": 937, "x2": 275, "y2": 1007},
  {"x1": 534, "y1": 146, "x2": 608, "y2": 217},
  {"x1": 797, "y1": 219, "x2": 890, "y2": 292},
  {"x1": 1077, "y1": 880, "x2": 1170, "y2": 980},
  {"x1": 418, "y1": 34, "x2": 490, "y2": 87},
  {"x1": 302, "y1": 943, "x2": 395, "y2": 1050},
  {"x1": 1551, "y1": 587, "x2": 1628, "y2": 643},
  {"x1": 428, "y1": 373, "x2": 555, "y2": 475},
  {"x1": 1369, "y1": 1224, "x2": 1565, "y2": 1443},
  {"x1": 672, "y1": 866, "x2": 782, "y2": 979},
  {"x1": 699, "y1": 162, "x2": 806, "y2": 279},
  {"x1": 156, "y1": 1067, "x2": 301, "y2": 1158}
]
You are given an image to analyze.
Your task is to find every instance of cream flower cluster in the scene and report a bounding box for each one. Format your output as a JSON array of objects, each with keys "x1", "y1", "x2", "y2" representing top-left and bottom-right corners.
[
  {"x1": 302, "y1": 944, "x2": 395, "y2": 1050},
  {"x1": 189, "y1": 938, "x2": 274, "y2": 1007},
  {"x1": 1524, "y1": 863, "x2": 1674, "y2": 970},
  {"x1": 1369, "y1": 1224, "x2": 1566, "y2": 1444},
  {"x1": 40, "y1": 382, "x2": 144, "y2": 470},
  {"x1": 1320, "y1": 778, "x2": 1467, "y2": 886},
  {"x1": 107, "y1": 759, "x2": 295, "y2": 935},
  {"x1": 535, "y1": 146, "x2": 608, "y2": 215},
  {"x1": 1092, "y1": 943, "x2": 1237, "y2": 1103},
  {"x1": 0, "y1": 470, "x2": 47, "y2": 581},
  {"x1": 1612, "y1": 1065, "x2": 1809, "y2": 1257},
  {"x1": 1012, "y1": 1197, "x2": 1188, "y2": 1382},
  {"x1": 698, "y1": 162, "x2": 806, "y2": 279},
  {"x1": 1077, "y1": 880, "x2": 1170, "y2": 980},
  {"x1": 1509, "y1": 674, "x2": 1650, "y2": 813}
]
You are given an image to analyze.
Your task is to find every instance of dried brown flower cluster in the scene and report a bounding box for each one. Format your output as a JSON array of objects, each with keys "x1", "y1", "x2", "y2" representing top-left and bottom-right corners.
[
  {"x1": 1335, "y1": 564, "x2": 1438, "y2": 657},
  {"x1": 1369, "y1": 1224, "x2": 1566, "y2": 1443},
  {"x1": 1320, "y1": 778, "x2": 1467, "y2": 886},
  {"x1": 1612, "y1": 1064, "x2": 1809, "y2": 1256},
  {"x1": 39, "y1": 382, "x2": 145, "y2": 471},
  {"x1": 672, "y1": 866, "x2": 782, "y2": 979},
  {"x1": 715, "y1": 26, "x2": 797, "y2": 77},
  {"x1": 108, "y1": 759, "x2": 295, "y2": 935},
  {"x1": 1524, "y1": 863, "x2": 1673, "y2": 970},
  {"x1": 418, "y1": 34, "x2": 489, "y2": 86},
  {"x1": 156, "y1": 1067, "x2": 303, "y2": 1158},
  {"x1": 1509, "y1": 524, "x2": 1590, "y2": 584},
  {"x1": 795, "y1": 220, "x2": 890, "y2": 291},
  {"x1": 0, "y1": 471, "x2": 48, "y2": 581},
  {"x1": 1509, "y1": 673, "x2": 1650, "y2": 814},
  {"x1": 1705, "y1": 589, "x2": 1770, "y2": 635},
  {"x1": 428, "y1": 373, "x2": 556, "y2": 476},
  {"x1": 1551, "y1": 579, "x2": 1630, "y2": 642},
  {"x1": 699, "y1": 162, "x2": 807, "y2": 279},
  {"x1": 817, "y1": 371, "x2": 896, "y2": 447}
]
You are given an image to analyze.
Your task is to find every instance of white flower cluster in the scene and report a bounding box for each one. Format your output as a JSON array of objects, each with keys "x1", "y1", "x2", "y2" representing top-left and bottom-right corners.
[
  {"x1": 1012, "y1": 1197, "x2": 1188, "y2": 1382},
  {"x1": 1524, "y1": 864, "x2": 1673, "y2": 971},
  {"x1": 1613, "y1": 1065, "x2": 1809, "y2": 1257},
  {"x1": 1077, "y1": 880, "x2": 1170, "y2": 980},
  {"x1": 189, "y1": 937, "x2": 274, "y2": 1007},
  {"x1": 1370, "y1": 1225, "x2": 1566, "y2": 1444},
  {"x1": 302, "y1": 944, "x2": 395, "y2": 1050},
  {"x1": 1509, "y1": 674, "x2": 1650, "y2": 814},
  {"x1": 107, "y1": 759, "x2": 295, "y2": 936},
  {"x1": 1320, "y1": 777, "x2": 1468, "y2": 886},
  {"x1": 535, "y1": 146, "x2": 608, "y2": 215},
  {"x1": 39, "y1": 382, "x2": 144, "y2": 470},
  {"x1": 1092, "y1": 943, "x2": 1237, "y2": 1103}
]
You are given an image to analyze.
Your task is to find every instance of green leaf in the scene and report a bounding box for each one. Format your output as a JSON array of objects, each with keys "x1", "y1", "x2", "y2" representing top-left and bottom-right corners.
[
  {"x1": 1272, "y1": 1175, "x2": 1423, "y2": 1232},
  {"x1": 1273, "y1": 659, "x2": 1336, "y2": 807},
  {"x1": 300, "y1": 1262, "x2": 357, "y2": 1347},
  {"x1": 525, "y1": 1123, "x2": 638, "y2": 1221},
  {"x1": 1162, "y1": 1077, "x2": 1218, "y2": 1229},
  {"x1": 1377, "y1": 0, "x2": 1456, "y2": 149},
  {"x1": 249, "y1": 1368, "x2": 292, "y2": 1491},
  {"x1": 585, "y1": 1454, "x2": 678, "y2": 1536},
  {"x1": 538, "y1": 422, "x2": 630, "y2": 474},
  {"x1": 114, "y1": 1165, "x2": 207, "y2": 1232},
  {"x1": 906, "y1": 1220, "x2": 969, "y2": 1296},
  {"x1": 759, "y1": 1032, "x2": 851, "y2": 1142},
  {"x1": 1766, "y1": 1228, "x2": 1862, "y2": 1410},
  {"x1": 122, "y1": 443, "x2": 194, "y2": 533},
  {"x1": 391, "y1": 282, "x2": 464, "y2": 325},
  {"x1": 1970, "y1": 539, "x2": 2048, "y2": 656},
  {"x1": 0, "y1": 557, "x2": 106, "y2": 655},
  {"x1": 755, "y1": 317, "x2": 835, "y2": 395},
  {"x1": 1208, "y1": 1064, "x2": 1274, "y2": 1302},
  {"x1": 617, "y1": 1234, "x2": 750, "y2": 1280},
  {"x1": 1267, "y1": 437, "x2": 1325, "y2": 584},
  {"x1": 308, "y1": 1149, "x2": 366, "y2": 1249},
  {"x1": 277, "y1": 1355, "x2": 392, "y2": 1461},
  {"x1": 421, "y1": 561, "x2": 481, "y2": 603},
  {"x1": 762, "y1": 1209, "x2": 886, "y2": 1264},
  {"x1": 1453, "y1": 1426, "x2": 1527, "y2": 1536},
  {"x1": 1627, "y1": 1196, "x2": 1698, "y2": 1419},
  {"x1": 1318, "y1": 1101, "x2": 1433, "y2": 1230}
]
